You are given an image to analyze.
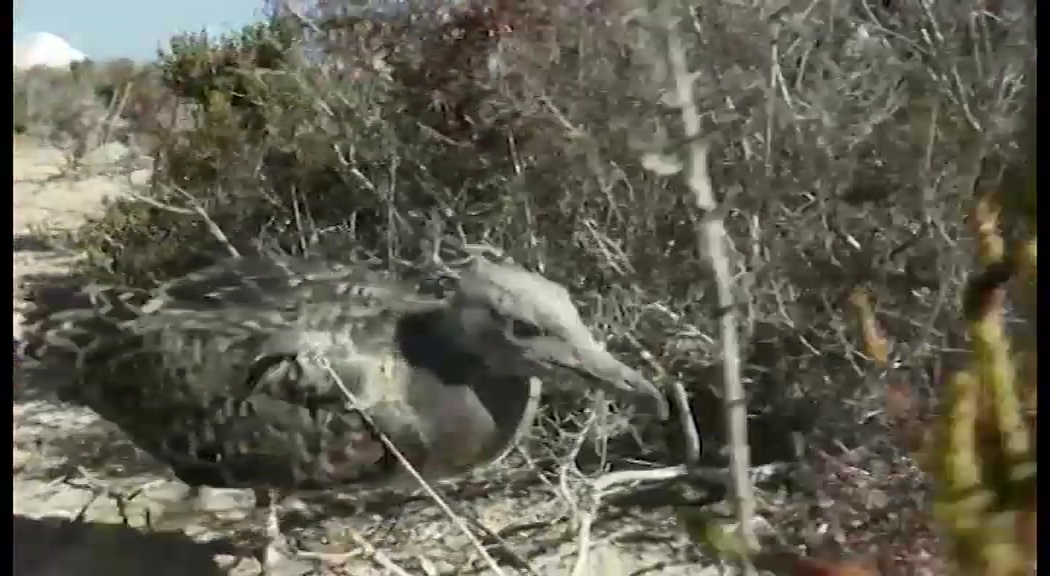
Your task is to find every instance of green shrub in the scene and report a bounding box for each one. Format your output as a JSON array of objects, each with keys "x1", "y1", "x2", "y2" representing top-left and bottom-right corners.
[
  {"x1": 71, "y1": 12, "x2": 550, "y2": 287},
  {"x1": 13, "y1": 66, "x2": 97, "y2": 138},
  {"x1": 68, "y1": 11, "x2": 1032, "y2": 571}
]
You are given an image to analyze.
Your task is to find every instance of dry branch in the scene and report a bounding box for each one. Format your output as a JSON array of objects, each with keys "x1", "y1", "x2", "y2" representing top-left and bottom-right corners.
[{"x1": 650, "y1": 4, "x2": 758, "y2": 572}]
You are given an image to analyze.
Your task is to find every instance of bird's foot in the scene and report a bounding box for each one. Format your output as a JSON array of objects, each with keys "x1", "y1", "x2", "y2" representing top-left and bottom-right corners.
[
  {"x1": 252, "y1": 488, "x2": 297, "y2": 575},
  {"x1": 241, "y1": 489, "x2": 336, "y2": 575},
  {"x1": 58, "y1": 466, "x2": 163, "y2": 526}
]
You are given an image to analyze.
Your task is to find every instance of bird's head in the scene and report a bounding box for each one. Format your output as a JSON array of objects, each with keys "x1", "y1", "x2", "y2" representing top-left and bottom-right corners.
[{"x1": 445, "y1": 259, "x2": 668, "y2": 419}]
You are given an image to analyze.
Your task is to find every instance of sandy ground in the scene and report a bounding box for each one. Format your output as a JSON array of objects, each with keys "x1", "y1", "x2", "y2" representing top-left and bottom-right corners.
[{"x1": 12, "y1": 141, "x2": 712, "y2": 575}]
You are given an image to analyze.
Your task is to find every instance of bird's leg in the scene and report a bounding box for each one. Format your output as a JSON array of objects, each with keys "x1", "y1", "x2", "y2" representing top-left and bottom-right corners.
[
  {"x1": 252, "y1": 488, "x2": 288, "y2": 574},
  {"x1": 60, "y1": 466, "x2": 165, "y2": 527},
  {"x1": 142, "y1": 484, "x2": 213, "y2": 532}
]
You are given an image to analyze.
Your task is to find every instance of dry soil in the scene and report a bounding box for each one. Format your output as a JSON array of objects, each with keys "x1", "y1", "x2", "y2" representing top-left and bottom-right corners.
[{"x1": 12, "y1": 140, "x2": 710, "y2": 576}]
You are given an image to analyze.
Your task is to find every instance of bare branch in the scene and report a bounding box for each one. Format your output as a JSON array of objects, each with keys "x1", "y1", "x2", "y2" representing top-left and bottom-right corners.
[{"x1": 648, "y1": 2, "x2": 758, "y2": 571}]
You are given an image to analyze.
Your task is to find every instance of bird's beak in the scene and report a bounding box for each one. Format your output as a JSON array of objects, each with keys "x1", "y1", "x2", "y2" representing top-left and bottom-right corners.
[{"x1": 524, "y1": 337, "x2": 669, "y2": 419}]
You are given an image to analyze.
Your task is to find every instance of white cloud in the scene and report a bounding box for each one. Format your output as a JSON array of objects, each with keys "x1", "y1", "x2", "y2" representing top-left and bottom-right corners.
[{"x1": 14, "y1": 32, "x2": 87, "y2": 70}]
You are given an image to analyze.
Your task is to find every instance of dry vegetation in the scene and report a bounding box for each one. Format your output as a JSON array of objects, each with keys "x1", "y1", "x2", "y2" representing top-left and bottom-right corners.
[{"x1": 14, "y1": 0, "x2": 1036, "y2": 574}]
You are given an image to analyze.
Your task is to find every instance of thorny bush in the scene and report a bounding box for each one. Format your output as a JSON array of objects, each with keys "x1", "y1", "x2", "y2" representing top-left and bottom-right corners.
[{"x1": 37, "y1": 0, "x2": 1032, "y2": 572}]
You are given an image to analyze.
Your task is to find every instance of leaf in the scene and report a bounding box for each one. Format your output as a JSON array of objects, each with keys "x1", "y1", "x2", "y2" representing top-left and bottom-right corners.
[{"x1": 849, "y1": 288, "x2": 890, "y2": 365}]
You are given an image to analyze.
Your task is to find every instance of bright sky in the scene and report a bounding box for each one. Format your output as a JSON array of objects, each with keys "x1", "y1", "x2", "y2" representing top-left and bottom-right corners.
[{"x1": 13, "y1": 0, "x2": 266, "y2": 62}]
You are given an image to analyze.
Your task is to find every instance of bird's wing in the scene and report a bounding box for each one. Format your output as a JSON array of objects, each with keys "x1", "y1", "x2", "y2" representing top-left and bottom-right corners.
[
  {"x1": 152, "y1": 256, "x2": 429, "y2": 313},
  {"x1": 28, "y1": 297, "x2": 425, "y2": 489},
  {"x1": 28, "y1": 256, "x2": 537, "y2": 489}
]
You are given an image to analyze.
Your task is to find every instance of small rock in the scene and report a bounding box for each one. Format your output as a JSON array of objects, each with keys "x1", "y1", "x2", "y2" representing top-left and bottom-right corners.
[{"x1": 198, "y1": 487, "x2": 256, "y2": 511}]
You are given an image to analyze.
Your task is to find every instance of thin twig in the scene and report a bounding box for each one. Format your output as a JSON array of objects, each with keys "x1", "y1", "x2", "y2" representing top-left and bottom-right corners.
[
  {"x1": 318, "y1": 360, "x2": 509, "y2": 576},
  {"x1": 569, "y1": 503, "x2": 596, "y2": 576},
  {"x1": 622, "y1": 333, "x2": 702, "y2": 464},
  {"x1": 298, "y1": 526, "x2": 413, "y2": 576},
  {"x1": 125, "y1": 188, "x2": 241, "y2": 259}
]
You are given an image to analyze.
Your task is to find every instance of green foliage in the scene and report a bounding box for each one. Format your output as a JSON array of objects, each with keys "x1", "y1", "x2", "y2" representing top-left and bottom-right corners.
[
  {"x1": 13, "y1": 66, "x2": 96, "y2": 136},
  {"x1": 159, "y1": 21, "x2": 299, "y2": 120},
  {"x1": 69, "y1": 2, "x2": 1030, "y2": 513},
  {"x1": 15, "y1": 2, "x2": 1029, "y2": 571},
  {"x1": 73, "y1": 197, "x2": 223, "y2": 288},
  {"x1": 71, "y1": 12, "x2": 550, "y2": 287},
  {"x1": 13, "y1": 55, "x2": 175, "y2": 163},
  {"x1": 926, "y1": 190, "x2": 1036, "y2": 576},
  {"x1": 926, "y1": 18, "x2": 1037, "y2": 574}
]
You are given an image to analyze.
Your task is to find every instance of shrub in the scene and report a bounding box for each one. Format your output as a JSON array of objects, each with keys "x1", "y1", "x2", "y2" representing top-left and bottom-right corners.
[
  {"x1": 64, "y1": 0, "x2": 1033, "y2": 571},
  {"x1": 13, "y1": 57, "x2": 173, "y2": 170}
]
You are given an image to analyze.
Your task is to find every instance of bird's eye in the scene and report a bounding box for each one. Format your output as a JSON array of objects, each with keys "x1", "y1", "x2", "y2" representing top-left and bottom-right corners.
[{"x1": 510, "y1": 319, "x2": 543, "y2": 339}]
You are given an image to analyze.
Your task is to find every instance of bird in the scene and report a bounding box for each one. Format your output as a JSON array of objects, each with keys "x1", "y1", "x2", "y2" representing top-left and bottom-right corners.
[{"x1": 26, "y1": 254, "x2": 669, "y2": 572}]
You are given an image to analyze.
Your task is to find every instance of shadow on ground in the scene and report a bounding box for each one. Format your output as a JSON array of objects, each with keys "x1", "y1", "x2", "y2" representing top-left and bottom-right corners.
[
  {"x1": 13, "y1": 233, "x2": 58, "y2": 253},
  {"x1": 12, "y1": 401, "x2": 163, "y2": 483},
  {"x1": 16, "y1": 268, "x2": 91, "y2": 394},
  {"x1": 13, "y1": 515, "x2": 239, "y2": 576},
  {"x1": 15, "y1": 269, "x2": 168, "y2": 483}
]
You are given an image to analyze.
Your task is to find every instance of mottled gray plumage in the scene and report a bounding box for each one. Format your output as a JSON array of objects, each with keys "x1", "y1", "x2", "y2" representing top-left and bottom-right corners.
[{"x1": 28, "y1": 255, "x2": 666, "y2": 568}]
